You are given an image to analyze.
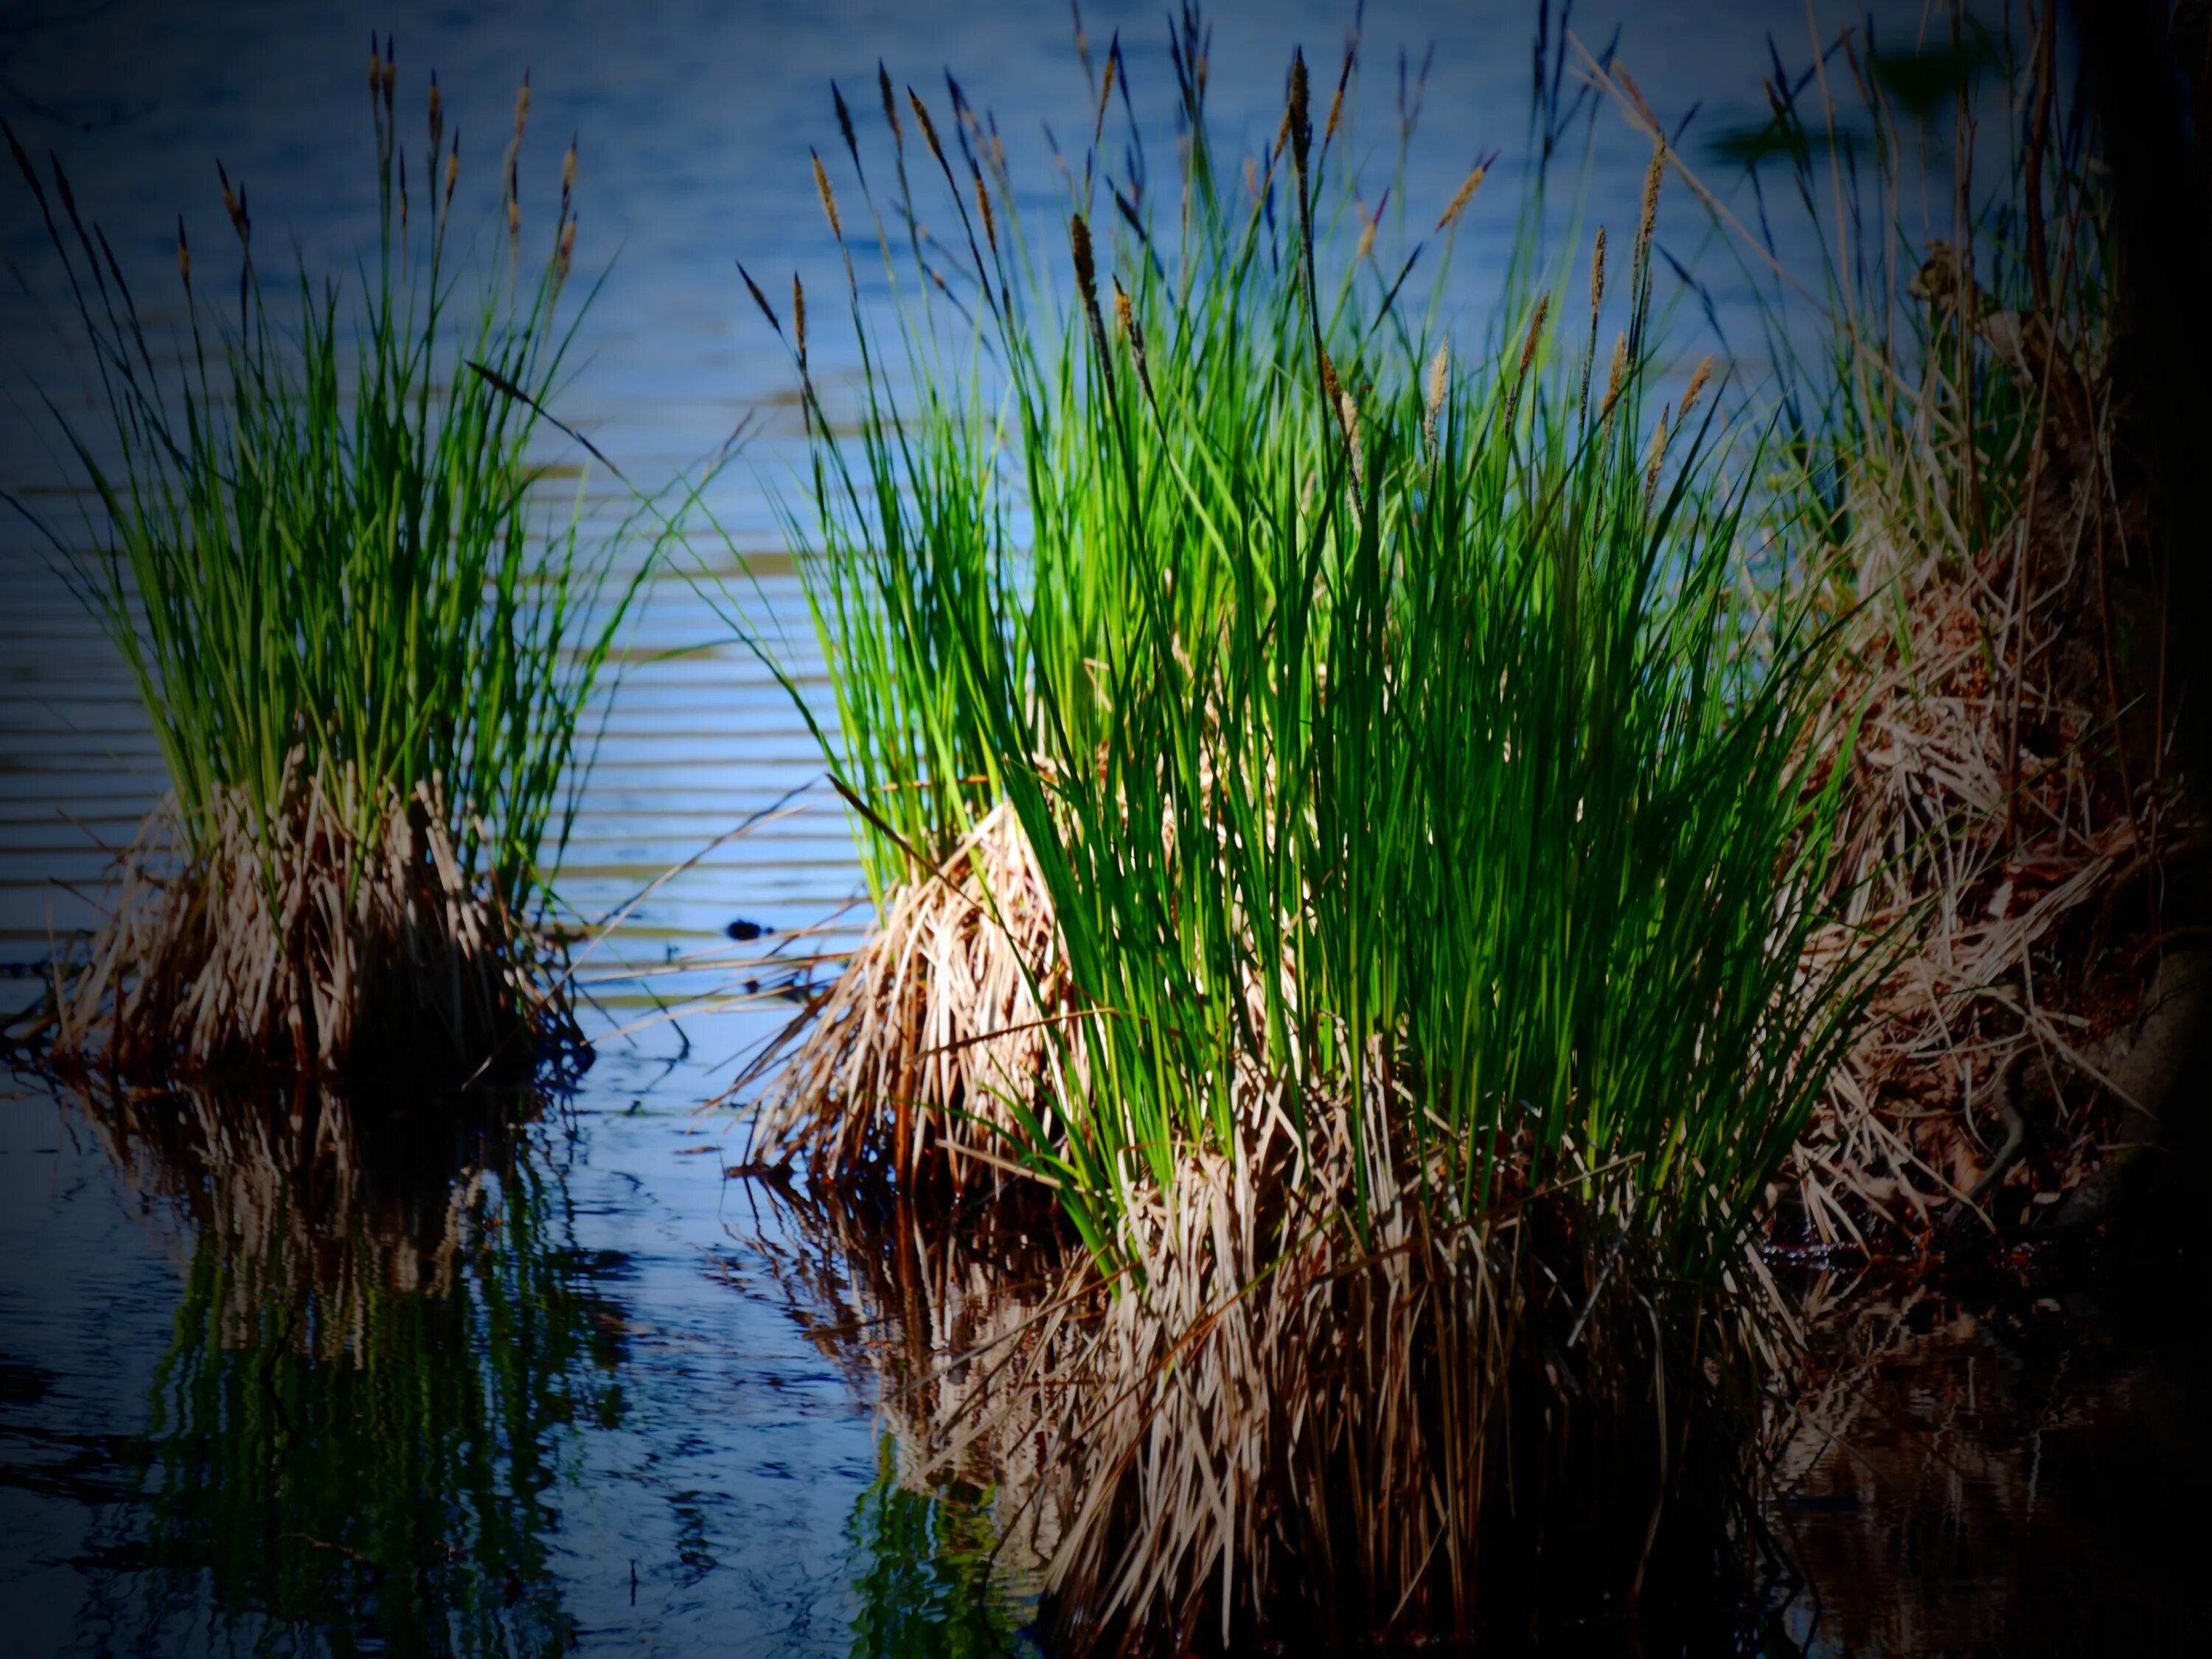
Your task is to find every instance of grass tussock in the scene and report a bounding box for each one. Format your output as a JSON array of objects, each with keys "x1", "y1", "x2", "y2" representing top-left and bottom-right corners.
[
  {"x1": 5, "y1": 43, "x2": 638, "y2": 1082},
  {"x1": 54, "y1": 762, "x2": 572, "y2": 1077},
  {"x1": 737, "y1": 10, "x2": 1871, "y2": 1642}
]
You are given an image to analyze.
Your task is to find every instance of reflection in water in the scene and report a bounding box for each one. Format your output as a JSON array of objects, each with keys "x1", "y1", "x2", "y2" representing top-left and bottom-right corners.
[
  {"x1": 66, "y1": 1084, "x2": 625, "y2": 1657},
  {"x1": 1763, "y1": 1278, "x2": 2212, "y2": 1658},
  {"x1": 731, "y1": 1184, "x2": 1055, "y2": 1652},
  {"x1": 846, "y1": 1437, "x2": 1040, "y2": 1659}
]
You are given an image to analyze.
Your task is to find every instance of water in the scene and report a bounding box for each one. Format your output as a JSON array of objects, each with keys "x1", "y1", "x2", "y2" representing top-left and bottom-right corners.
[{"x1": 1, "y1": 1, "x2": 2207, "y2": 1652}]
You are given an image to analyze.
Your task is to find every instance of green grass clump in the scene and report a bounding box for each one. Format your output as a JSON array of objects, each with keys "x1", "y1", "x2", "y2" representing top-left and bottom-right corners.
[
  {"x1": 6, "y1": 50, "x2": 641, "y2": 1077},
  {"x1": 765, "y1": 33, "x2": 1869, "y2": 1288}
]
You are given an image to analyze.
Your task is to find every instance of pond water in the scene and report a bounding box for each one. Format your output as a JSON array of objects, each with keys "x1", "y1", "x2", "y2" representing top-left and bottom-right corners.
[{"x1": 2, "y1": 1, "x2": 2208, "y2": 1652}]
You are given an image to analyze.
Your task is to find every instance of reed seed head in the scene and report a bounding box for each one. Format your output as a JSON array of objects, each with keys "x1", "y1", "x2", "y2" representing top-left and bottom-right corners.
[
  {"x1": 1588, "y1": 226, "x2": 1607, "y2": 327},
  {"x1": 368, "y1": 39, "x2": 380, "y2": 97},
  {"x1": 737, "y1": 261, "x2": 782, "y2": 335},
  {"x1": 880, "y1": 63, "x2": 902, "y2": 150},
  {"x1": 1287, "y1": 50, "x2": 1311, "y2": 173},
  {"x1": 1680, "y1": 355, "x2": 1713, "y2": 422},
  {"x1": 561, "y1": 136, "x2": 577, "y2": 205},
  {"x1": 793, "y1": 271, "x2": 807, "y2": 368},
  {"x1": 1645, "y1": 402, "x2": 1671, "y2": 501},
  {"x1": 1436, "y1": 164, "x2": 1485, "y2": 233},
  {"x1": 176, "y1": 215, "x2": 189, "y2": 287},
  {"x1": 812, "y1": 149, "x2": 843, "y2": 241},
  {"x1": 1600, "y1": 331, "x2": 1628, "y2": 427},
  {"x1": 909, "y1": 89, "x2": 946, "y2": 167},
  {"x1": 1632, "y1": 136, "x2": 1664, "y2": 291},
  {"x1": 833, "y1": 82, "x2": 858, "y2": 162},
  {"x1": 1516, "y1": 293, "x2": 1550, "y2": 381},
  {"x1": 975, "y1": 173, "x2": 998, "y2": 256},
  {"x1": 1069, "y1": 212, "x2": 1096, "y2": 301},
  {"x1": 399, "y1": 150, "x2": 408, "y2": 234},
  {"x1": 1424, "y1": 341, "x2": 1449, "y2": 458},
  {"x1": 428, "y1": 72, "x2": 442, "y2": 154},
  {"x1": 1356, "y1": 209, "x2": 1376, "y2": 264},
  {"x1": 1096, "y1": 41, "x2": 1118, "y2": 139},
  {"x1": 557, "y1": 216, "x2": 575, "y2": 281},
  {"x1": 381, "y1": 37, "x2": 396, "y2": 110},
  {"x1": 444, "y1": 133, "x2": 459, "y2": 206},
  {"x1": 217, "y1": 159, "x2": 248, "y2": 243},
  {"x1": 514, "y1": 69, "x2": 532, "y2": 140},
  {"x1": 1324, "y1": 81, "x2": 1344, "y2": 148}
]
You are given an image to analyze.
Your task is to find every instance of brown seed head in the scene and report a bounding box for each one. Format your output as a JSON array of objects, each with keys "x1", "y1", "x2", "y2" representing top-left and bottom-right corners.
[
  {"x1": 1069, "y1": 212, "x2": 1097, "y2": 307},
  {"x1": 811, "y1": 150, "x2": 843, "y2": 241},
  {"x1": 1680, "y1": 355, "x2": 1713, "y2": 422},
  {"x1": 833, "y1": 83, "x2": 857, "y2": 163},
  {"x1": 1632, "y1": 136, "x2": 1664, "y2": 288},
  {"x1": 1645, "y1": 403, "x2": 1671, "y2": 501},
  {"x1": 908, "y1": 90, "x2": 945, "y2": 166},
  {"x1": 1287, "y1": 51, "x2": 1311, "y2": 172},
  {"x1": 1424, "y1": 340, "x2": 1449, "y2": 456},
  {"x1": 1517, "y1": 293, "x2": 1551, "y2": 381},
  {"x1": 369, "y1": 42, "x2": 381, "y2": 97},
  {"x1": 975, "y1": 173, "x2": 997, "y2": 256},
  {"x1": 1324, "y1": 81, "x2": 1344, "y2": 147},
  {"x1": 428, "y1": 73, "x2": 442, "y2": 154},
  {"x1": 793, "y1": 272, "x2": 808, "y2": 366},
  {"x1": 507, "y1": 195, "x2": 521, "y2": 239},
  {"x1": 1320, "y1": 349, "x2": 1343, "y2": 408},
  {"x1": 1436, "y1": 164, "x2": 1485, "y2": 233},
  {"x1": 514, "y1": 71, "x2": 532, "y2": 140},
  {"x1": 561, "y1": 138, "x2": 577, "y2": 204},
  {"x1": 879, "y1": 64, "x2": 902, "y2": 150},
  {"x1": 176, "y1": 216, "x2": 189, "y2": 287},
  {"x1": 1356, "y1": 210, "x2": 1376, "y2": 264},
  {"x1": 1601, "y1": 333, "x2": 1629, "y2": 426},
  {"x1": 557, "y1": 217, "x2": 576, "y2": 281},
  {"x1": 381, "y1": 44, "x2": 395, "y2": 108},
  {"x1": 445, "y1": 135, "x2": 459, "y2": 205},
  {"x1": 1095, "y1": 44, "x2": 1117, "y2": 140},
  {"x1": 1588, "y1": 226, "x2": 1607, "y2": 327}
]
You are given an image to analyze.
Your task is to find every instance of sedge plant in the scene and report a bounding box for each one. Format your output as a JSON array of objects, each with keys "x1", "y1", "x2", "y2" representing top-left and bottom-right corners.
[
  {"x1": 4, "y1": 47, "x2": 643, "y2": 1079},
  {"x1": 758, "y1": 32, "x2": 1871, "y2": 1284}
]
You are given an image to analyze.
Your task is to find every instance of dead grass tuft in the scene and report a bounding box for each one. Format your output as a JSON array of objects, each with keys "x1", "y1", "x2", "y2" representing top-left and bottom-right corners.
[{"x1": 36, "y1": 759, "x2": 573, "y2": 1083}]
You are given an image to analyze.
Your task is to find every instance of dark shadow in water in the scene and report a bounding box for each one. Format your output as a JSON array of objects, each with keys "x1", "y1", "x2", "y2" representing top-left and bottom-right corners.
[{"x1": 47, "y1": 1080, "x2": 627, "y2": 1658}]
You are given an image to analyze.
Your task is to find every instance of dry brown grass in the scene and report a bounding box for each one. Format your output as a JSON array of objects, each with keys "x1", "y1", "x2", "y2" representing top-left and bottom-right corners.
[
  {"x1": 749, "y1": 800, "x2": 1070, "y2": 1192},
  {"x1": 35, "y1": 759, "x2": 572, "y2": 1084},
  {"x1": 1780, "y1": 270, "x2": 2181, "y2": 1251}
]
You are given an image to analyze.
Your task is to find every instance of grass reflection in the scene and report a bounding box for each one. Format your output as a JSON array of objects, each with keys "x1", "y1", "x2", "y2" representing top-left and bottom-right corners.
[{"x1": 77, "y1": 1085, "x2": 622, "y2": 1657}]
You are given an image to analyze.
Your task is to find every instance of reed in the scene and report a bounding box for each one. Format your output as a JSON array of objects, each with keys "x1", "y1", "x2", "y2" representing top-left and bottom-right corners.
[{"x1": 4, "y1": 45, "x2": 641, "y2": 1079}]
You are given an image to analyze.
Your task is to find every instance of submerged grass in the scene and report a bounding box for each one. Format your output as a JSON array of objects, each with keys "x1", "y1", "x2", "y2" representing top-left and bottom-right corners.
[
  {"x1": 4, "y1": 45, "x2": 643, "y2": 1079},
  {"x1": 740, "y1": 8, "x2": 1880, "y2": 1643}
]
